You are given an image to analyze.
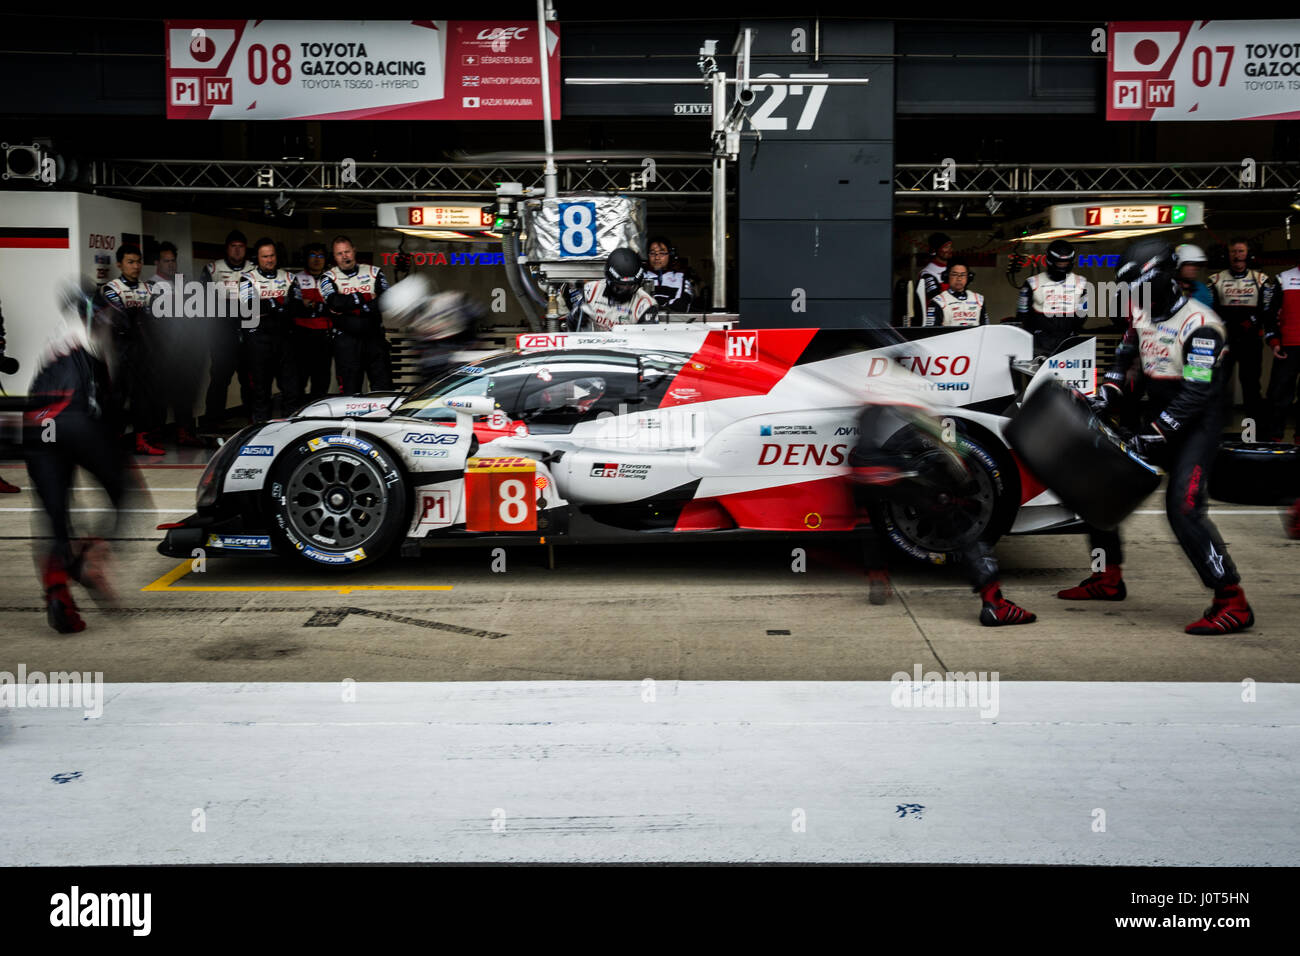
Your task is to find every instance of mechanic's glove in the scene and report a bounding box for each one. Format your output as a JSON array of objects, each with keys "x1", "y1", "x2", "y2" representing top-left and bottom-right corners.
[
  {"x1": 326, "y1": 291, "x2": 362, "y2": 315},
  {"x1": 1128, "y1": 423, "x2": 1168, "y2": 466}
]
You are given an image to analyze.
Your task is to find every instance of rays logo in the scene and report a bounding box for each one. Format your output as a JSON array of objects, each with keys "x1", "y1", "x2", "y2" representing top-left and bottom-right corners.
[{"x1": 404, "y1": 432, "x2": 460, "y2": 445}]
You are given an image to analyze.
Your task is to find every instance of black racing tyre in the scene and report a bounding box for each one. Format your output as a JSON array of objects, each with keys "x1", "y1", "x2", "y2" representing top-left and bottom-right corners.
[
  {"x1": 869, "y1": 421, "x2": 1020, "y2": 568},
  {"x1": 1210, "y1": 441, "x2": 1300, "y2": 505},
  {"x1": 265, "y1": 430, "x2": 408, "y2": 568}
]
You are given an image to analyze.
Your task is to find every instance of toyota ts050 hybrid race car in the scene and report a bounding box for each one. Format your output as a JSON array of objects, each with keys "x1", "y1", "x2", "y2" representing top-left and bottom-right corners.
[{"x1": 158, "y1": 323, "x2": 1097, "y2": 569}]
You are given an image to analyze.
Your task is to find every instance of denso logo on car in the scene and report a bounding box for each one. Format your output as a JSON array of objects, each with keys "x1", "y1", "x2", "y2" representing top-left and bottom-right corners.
[
  {"x1": 404, "y1": 432, "x2": 460, "y2": 444},
  {"x1": 867, "y1": 355, "x2": 972, "y2": 377},
  {"x1": 239, "y1": 445, "x2": 274, "y2": 456}
]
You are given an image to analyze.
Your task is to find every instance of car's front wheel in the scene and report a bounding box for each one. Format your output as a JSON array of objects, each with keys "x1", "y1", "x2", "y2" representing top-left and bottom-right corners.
[
  {"x1": 869, "y1": 424, "x2": 1019, "y2": 568},
  {"x1": 265, "y1": 431, "x2": 408, "y2": 568}
]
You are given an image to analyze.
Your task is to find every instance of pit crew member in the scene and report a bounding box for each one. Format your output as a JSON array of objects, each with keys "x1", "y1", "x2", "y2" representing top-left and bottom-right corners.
[
  {"x1": 292, "y1": 242, "x2": 334, "y2": 402},
  {"x1": 24, "y1": 284, "x2": 132, "y2": 633},
  {"x1": 568, "y1": 248, "x2": 658, "y2": 331},
  {"x1": 1017, "y1": 239, "x2": 1088, "y2": 356},
  {"x1": 320, "y1": 235, "x2": 392, "y2": 394},
  {"x1": 914, "y1": 232, "x2": 952, "y2": 328},
  {"x1": 1174, "y1": 243, "x2": 1213, "y2": 307},
  {"x1": 926, "y1": 261, "x2": 988, "y2": 327},
  {"x1": 1209, "y1": 238, "x2": 1274, "y2": 428},
  {"x1": 149, "y1": 241, "x2": 205, "y2": 447},
  {"x1": 201, "y1": 230, "x2": 253, "y2": 428},
  {"x1": 644, "y1": 236, "x2": 695, "y2": 314},
  {"x1": 0, "y1": 296, "x2": 19, "y2": 492},
  {"x1": 240, "y1": 238, "x2": 300, "y2": 423},
  {"x1": 1058, "y1": 239, "x2": 1254, "y2": 635},
  {"x1": 1264, "y1": 262, "x2": 1300, "y2": 442},
  {"x1": 101, "y1": 243, "x2": 164, "y2": 455}
]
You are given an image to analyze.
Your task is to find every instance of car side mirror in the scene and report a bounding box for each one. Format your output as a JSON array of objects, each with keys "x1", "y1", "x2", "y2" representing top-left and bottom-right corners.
[{"x1": 443, "y1": 395, "x2": 496, "y2": 418}]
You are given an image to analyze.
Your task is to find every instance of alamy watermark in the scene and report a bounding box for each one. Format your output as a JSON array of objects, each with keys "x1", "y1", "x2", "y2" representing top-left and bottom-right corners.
[
  {"x1": 0, "y1": 665, "x2": 104, "y2": 718},
  {"x1": 890, "y1": 664, "x2": 1000, "y2": 719},
  {"x1": 151, "y1": 274, "x2": 260, "y2": 328}
]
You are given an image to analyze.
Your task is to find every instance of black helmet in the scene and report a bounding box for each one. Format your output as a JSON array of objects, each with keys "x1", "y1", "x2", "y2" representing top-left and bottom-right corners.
[
  {"x1": 604, "y1": 247, "x2": 644, "y2": 302},
  {"x1": 1044, "y1": 239, "x2": 1076, "y2": 280},
  {"x1": 1116, "y1": 239, "x2": 1180, "y2": 318}
]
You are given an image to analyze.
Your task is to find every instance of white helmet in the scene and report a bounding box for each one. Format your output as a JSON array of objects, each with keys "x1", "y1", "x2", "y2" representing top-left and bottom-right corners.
[
  {"x1": 1174, "y1": 243, "x2": 1207, "y2": 266},
  {"x1": 380, "y1": 272, "x2": 434, "y2": 324}
]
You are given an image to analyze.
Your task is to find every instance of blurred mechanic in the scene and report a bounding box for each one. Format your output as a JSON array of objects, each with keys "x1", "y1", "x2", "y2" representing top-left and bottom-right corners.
[
  {"x1": 201, "y1": 230, "x2": 253, "y2": 429},
  {"x1": 321, "y1": 235, "x2": 392, "y2": 394},
  {"x1": 1059, "y1": 239, "x2": 1253, "y2": 634},
  {"x1": 925, "y1": 261, "x2": 988, "y2": 327},
  {"x1": 1209, "y1": 238, "x2": 1274, "y2": 428},
  {"x1": 644, "y1": 236, "x2": 695, "y2": 314},
  {"x1": 1264, "y1": 261, "x2": 1300, "y2": 442},
  {"x1": 0, "y1": 296, "x2": 19, "y2": 492},
  {"x1": 102, "y1": 242, "x2": 165, "y2": 455},
  {"x1": 914, "y1": 232, "x2": 952, "y2": 327},
  {"x1": 850, "y1": 404, "x2": 1035, "y2": 625},
  {"x1": 569, "y1": 248, "x2": 658, "y2": 331},
  {"x1": 1016, "y1": 239, "x2": 1088, "y2": 356},
  {"x1": 292, "y1": 242, "x2": 334, "y2": 402},
  {"x1": 148, "y1": 241, "x2": 204, "y2": 448},
  {"x1": 25, "y1": 284, "x2": 133, "y2": 632},
  {"x1": 241, "y1": 237, "x2": 300, "y2": 423},
  {"x1": 1174, "y1": 244, "x2": 1213, "y2": 307}
]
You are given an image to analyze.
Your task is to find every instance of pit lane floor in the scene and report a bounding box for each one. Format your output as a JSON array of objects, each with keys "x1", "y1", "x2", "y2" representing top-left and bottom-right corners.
[
  {"x1": 0, "y1": 462, "x2": 1296, "y2": 682},
  {"x1": 1, "y1": 460, "x2": 1297, "y2": 864}
]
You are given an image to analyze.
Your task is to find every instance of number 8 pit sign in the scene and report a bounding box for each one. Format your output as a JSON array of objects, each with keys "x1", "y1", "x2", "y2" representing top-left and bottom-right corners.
[
  {"x1": 165, "y1": 20, "x2": 561, "y2": 120},
  {"x1": 464, "y1": 458, "x2": 538, "y2": 532},
  {"x1": 1108, "y1": 20, "x2": 1300, "y2": 121}
]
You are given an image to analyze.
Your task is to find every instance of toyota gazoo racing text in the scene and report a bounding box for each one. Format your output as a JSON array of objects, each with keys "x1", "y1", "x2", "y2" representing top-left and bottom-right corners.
[{"x1": 160, "y1": 323, "x2": 1095, "y2": 569}]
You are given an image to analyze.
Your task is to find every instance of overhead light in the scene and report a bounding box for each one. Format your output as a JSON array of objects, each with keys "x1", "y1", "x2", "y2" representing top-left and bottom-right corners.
[
  {"x1": 1010, "y1": 229, "x2": 1088, "y2": 243},
  {"x1": 2, "y1": 143, "x2": 47, "y2": 182},
  {"x1": 274, "y1": 192, "x2": 295, "y2": 217},
  {"x1": 1072, "y1": 226, "x2": 1181, "y2": 242},
  {"x1": 1290, "y1": 192, "x2": 1300, "y2": 212}
]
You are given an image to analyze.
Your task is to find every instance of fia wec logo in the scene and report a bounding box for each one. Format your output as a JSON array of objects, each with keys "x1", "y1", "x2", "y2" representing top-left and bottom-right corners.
[{"x1": 403, "y1": 432, "x2": 460, "y2": 445}]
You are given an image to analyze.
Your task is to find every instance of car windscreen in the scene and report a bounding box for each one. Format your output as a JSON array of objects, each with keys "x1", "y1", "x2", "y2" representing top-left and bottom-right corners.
[{"x1": 393, "y1": 355, "x2": 532, "y2": 424}]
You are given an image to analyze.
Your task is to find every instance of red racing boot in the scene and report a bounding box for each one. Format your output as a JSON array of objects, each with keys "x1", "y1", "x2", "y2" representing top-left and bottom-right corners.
[
  {"x1": 0, "y1": 472, "x2": 20, "y2": 493},
  {"x1": 175, "y1": 425, "x2": 207, "y2": 448},
  {"x1": 1057, "y1": 565, "x2": 1126, "y2": 600},
  {"x1": 1185, "y1": 585, "x2": 1255, "y2": 635},
  {"x1": 1285, "y1": 501, "x2": 1300, "y2": 540},
  {"x1": 43, "y1": 557, "x2": 86, "y2": 634},
  {"x1": 978, "y1": 581, "x2": 1037, "y2": 627},
  {"x1": 134, "y1": 431, "x2": 165, "y2": 456}
]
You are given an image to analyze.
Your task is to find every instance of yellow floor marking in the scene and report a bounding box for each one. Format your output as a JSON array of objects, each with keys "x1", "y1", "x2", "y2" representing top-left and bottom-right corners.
[{"x1": 141, "y1": 560, "x2": 453, "y2": 595}]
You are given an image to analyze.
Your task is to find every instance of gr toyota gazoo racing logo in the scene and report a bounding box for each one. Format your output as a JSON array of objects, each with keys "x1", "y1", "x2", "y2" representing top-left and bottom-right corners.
[
  {"x1": 590, "y1": 462, "x2": 651, "y2": 479},
  {"x1": 403, "y1": 432, "x2": 460, "y2": 445}
]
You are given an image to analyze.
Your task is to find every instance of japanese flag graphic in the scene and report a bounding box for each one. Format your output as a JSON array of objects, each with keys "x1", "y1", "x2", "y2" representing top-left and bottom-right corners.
[
  {"x1": 1111, "y1": 30, "x2": 1182, "y2": 73},
  {"x1": 168, "y1": 26, "x2": 238, "y2": 70}
]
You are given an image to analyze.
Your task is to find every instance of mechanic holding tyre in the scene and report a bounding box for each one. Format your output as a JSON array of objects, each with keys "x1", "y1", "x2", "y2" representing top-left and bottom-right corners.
[
  {"x1": 1059, "y1": 238, "x2": 1254, "y2": 635},
  {"x1": 321, "y1": 235, "x2": 392, "y2": 395}
]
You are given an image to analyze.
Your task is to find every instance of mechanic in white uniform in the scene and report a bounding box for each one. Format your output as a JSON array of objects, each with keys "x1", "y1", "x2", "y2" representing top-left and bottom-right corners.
[
  {"x1": 568, "y1": 248, "x2": 658, "y2": 331},
  {"x1": 1017, "y1": 239, "x2": 1088, "y2": 356},
  {"x1": 914, "y1": 232, "x2": 952, "y2": 328},
  {"x1": 925, "y1": 261, "x2": 988, "y2": 327}
]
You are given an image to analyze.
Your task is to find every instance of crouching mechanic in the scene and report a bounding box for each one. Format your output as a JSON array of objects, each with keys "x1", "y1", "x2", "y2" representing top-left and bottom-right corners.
[
  {"x1": 1058, "y1": 238, "x2": 1254, "y2": 634},
  {"x1": 849, "y1": 404, "x2": 1035, "y2": 626},
  {"x1": 926, "y1": 261, "x2": 988, "y2": 327},
  {"x1": 568, "y1": 248, "x2": 658, "y2": 331}
]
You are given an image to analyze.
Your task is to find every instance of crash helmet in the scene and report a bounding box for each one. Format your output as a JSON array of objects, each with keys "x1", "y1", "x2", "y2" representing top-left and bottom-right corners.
[
  {"x1": 604, "y1": 247, "x2": 644, "y2": 302},
  {"x1": 1044, "y1": 239, "x2": 1077, "y2": 280},
  {"x1": 1116, "y1": 239, "x2": 1180, "y2": 318},
  {"x1": 1174, "y1": 243, "x2": 1207, "y2": 267}
]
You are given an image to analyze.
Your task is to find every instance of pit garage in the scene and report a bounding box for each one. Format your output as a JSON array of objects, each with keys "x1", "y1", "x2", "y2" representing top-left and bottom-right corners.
[{"x1": 0, "y1": 11, "x2": 1297, "y2": 902}]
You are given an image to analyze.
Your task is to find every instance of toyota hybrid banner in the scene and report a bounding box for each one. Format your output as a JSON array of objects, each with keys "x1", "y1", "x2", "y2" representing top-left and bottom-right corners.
[
  {"x1": 165, "y1": 20, "x2": 561, "y2": 120},
  {"x1": 1108, "y1": 19, "x2": 1300, "y2": 121}
]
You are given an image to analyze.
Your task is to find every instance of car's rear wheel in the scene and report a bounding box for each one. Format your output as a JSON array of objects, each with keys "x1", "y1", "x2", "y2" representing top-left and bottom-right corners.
[
  {"x1": 869, "y1": 424, "x2": 1019, "y2": 568},
  {"x1": 266, "y1": 431, "x2": 408, "y2": 568}
]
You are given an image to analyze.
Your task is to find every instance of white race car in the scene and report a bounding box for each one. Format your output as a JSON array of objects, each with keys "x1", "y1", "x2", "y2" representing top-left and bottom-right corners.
[{"x1": 160, "y1": 323, "x2": 1095, "y2": 568}]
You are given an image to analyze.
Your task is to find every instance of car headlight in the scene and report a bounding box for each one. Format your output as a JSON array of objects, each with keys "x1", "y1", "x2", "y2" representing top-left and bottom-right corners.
[{"x1": 197, "y1": 426, "x2": 258, "y2": 508}]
